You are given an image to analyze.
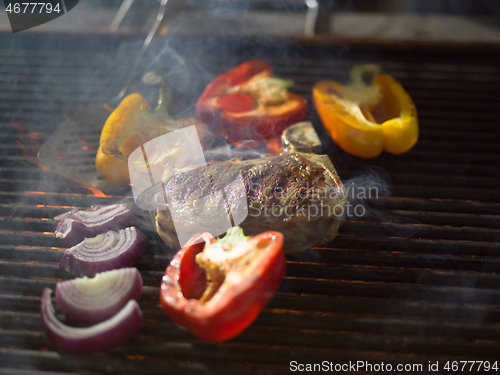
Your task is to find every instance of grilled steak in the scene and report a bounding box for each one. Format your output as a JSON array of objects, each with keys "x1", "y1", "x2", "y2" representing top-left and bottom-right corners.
[{"x1": 152, "y1": 151, "x2": 346, "y2": 253}]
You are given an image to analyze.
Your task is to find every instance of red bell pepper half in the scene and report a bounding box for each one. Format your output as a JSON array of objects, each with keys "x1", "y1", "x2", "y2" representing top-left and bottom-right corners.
[
  {"x1": 160, "y1": 226, "x2": 286, "y2": 341},
  {"x1": 195, "y1": 59, "x2": 308, "y2": 149}
]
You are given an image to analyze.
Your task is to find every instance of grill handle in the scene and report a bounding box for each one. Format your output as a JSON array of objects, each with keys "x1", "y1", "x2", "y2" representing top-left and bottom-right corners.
[{"x1": 111, "y1": 0, "x2": 170, "y2": 104}]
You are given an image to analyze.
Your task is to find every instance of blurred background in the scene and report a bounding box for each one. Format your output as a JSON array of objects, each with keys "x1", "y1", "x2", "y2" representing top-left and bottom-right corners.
[{"x1": 1, "y1": 0, "x2": 500, "y2": 43}]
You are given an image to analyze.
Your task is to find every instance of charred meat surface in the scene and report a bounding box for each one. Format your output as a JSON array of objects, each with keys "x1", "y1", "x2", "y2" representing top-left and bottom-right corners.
[{"x1": 154, "y1": 152, "x2": 346, "y2": 253}]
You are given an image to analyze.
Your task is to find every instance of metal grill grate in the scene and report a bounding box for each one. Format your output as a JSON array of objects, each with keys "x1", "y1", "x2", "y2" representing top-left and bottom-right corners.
[{"x1": 1, "y1": 33, "x2": 500, "y2": 374}]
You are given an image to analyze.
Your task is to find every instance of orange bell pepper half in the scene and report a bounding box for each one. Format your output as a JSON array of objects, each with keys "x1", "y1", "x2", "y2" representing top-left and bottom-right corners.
[{"x1": 313, "y1": 64, "x2": 418, "y2": 158}]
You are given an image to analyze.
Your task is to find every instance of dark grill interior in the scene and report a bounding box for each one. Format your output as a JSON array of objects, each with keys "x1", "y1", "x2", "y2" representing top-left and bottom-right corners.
[{"x1": 1, "y1": 33, "x2": 500, "y2": 374}]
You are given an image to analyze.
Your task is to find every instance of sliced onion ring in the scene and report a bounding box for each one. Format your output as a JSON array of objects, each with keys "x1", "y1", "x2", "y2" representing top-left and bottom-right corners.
[
  {"x1": 59, "y1": 227, "x2": 146, "y2": 277},
  {"x1": 55, "y1": 268, "x2": 143, "y2": 325},
  {"x1": 55, "y1": 203, "x2": 135, "y2": 245},
  {"x1": 41, "y1": 288, "x2": 142, "y2": 354},
  {"x1": 54, "y1": 207, "x2": 80, "y2": 221}
]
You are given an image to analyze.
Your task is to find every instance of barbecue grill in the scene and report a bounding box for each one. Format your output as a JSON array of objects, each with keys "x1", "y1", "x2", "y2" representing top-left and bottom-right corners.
[{"x1": 2, "y1": 5, "x2": 500, "y2": 374}]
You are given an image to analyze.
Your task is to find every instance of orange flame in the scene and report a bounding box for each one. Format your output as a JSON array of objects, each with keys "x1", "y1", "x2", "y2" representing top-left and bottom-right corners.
[
  {"x1": 23, "y1": 190, "x2": 112, "y2": 198},
  {"x1": 82, "y1": 186, "x2": 110, "y2": 197},
  {"x1": 265, "y1": 136, "x2": 282, "y2": 155}
]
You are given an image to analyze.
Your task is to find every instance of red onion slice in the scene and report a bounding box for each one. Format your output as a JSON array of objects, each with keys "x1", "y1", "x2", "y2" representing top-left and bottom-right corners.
[
  {"x1": 59, "y1": 227, "x2": 146, "y2": 277},
  {"x1": 55, "y1": 203, "x2": 135, "y2": 245},
  {"x1": 55, "y1": 268, "x2": 143, "y2": 325},
  {"x1": 54, "y1": 207, "x2": 80, "y2": 221},
  {"x1": 41, "y1": 288, "x2": 142, "y2": 354}
]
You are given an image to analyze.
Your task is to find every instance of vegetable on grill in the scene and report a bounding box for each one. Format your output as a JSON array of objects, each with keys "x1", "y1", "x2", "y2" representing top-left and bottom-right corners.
[
  {"x1": 41, "y1": 288, "x2": 142, "y2": 354},
  {"x1": 55, "y1": 268, "x2": 143, "y2": 325},
  {"x1": 59, "y1": 227, "x2": 146, "y2": 277},
  {"x1": 55, "y1": 203, "x2": 136, "y2": 246},
  {"x1": 312, "y1": 63, "x2": 418, "y2": 158},
  {"x1": 196, "y1": 59, "x2": 308, "y2": 149},
  {"x1": 99, "y1": 93, "x2": 149, "y2": 159},
  {"x1": 96, "y1": 71, "x2": 174, "y2": 185},
  {"x1": 96, "y1": 80, "x2": 208, "y2": 186},
  {"x1": 160, "y1": 226, "x2": 286, "y2": 341},
  {"x1": 96, "y1": 131, "x2": 152, "y2": 186}
]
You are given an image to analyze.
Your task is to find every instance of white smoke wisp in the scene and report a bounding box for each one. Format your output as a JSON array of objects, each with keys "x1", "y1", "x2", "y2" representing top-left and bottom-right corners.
[{"x1": 343, "y1": 166, "x2": 421, "y2": 237}]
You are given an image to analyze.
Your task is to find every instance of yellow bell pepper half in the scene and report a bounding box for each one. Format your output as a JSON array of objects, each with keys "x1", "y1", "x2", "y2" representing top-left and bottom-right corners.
[
  {"x1": 312, "y1": 64, "x2": 418, "y2": 159},
  {"x1": 96, "y1": 132, "x2": 150, "y2": 186},
  {"x1": 99, "y1": 93, "x2": 149, "y2": 159},
  {"x1": 96, "y1": 93, "x2": 150, "y2": 185},
  {"x1": 96, "y1": 89, "x2": 207, "y2": 186}
]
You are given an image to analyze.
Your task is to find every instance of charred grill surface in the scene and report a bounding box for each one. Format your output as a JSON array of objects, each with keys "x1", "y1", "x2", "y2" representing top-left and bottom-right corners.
[{"x1": 1, "y1": 33, "x2": 500, "y2": 374}]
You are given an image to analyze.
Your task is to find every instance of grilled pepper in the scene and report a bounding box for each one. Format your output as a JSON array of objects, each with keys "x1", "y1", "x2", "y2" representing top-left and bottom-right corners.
[
  {"x1": 313, "y1": 64, "x2": 418, "y2": 158},
  {"x1": 196, "y1": 59, "x2": 308, "y2": 148},
  {"x1": 96, "y1": 93, "x2": 150, "y2": 185},
  {"x1": 96, "y1": 132, "x2": 151, "y2": 185},
  {"x1": 99, "y1": 93, "x2": 149, "y2": 159},
  {"x1": 160, "y1": 226, "x2": 286, "y2": 341}
]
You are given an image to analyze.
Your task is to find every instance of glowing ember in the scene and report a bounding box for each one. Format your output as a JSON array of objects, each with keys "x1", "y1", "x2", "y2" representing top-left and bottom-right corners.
[
  {"x1": 83, "y1": 186, "x2": 110, "y2": 197},
  {"x1": 22, "y1": 191, "x2": 114, "y2": 198}
]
